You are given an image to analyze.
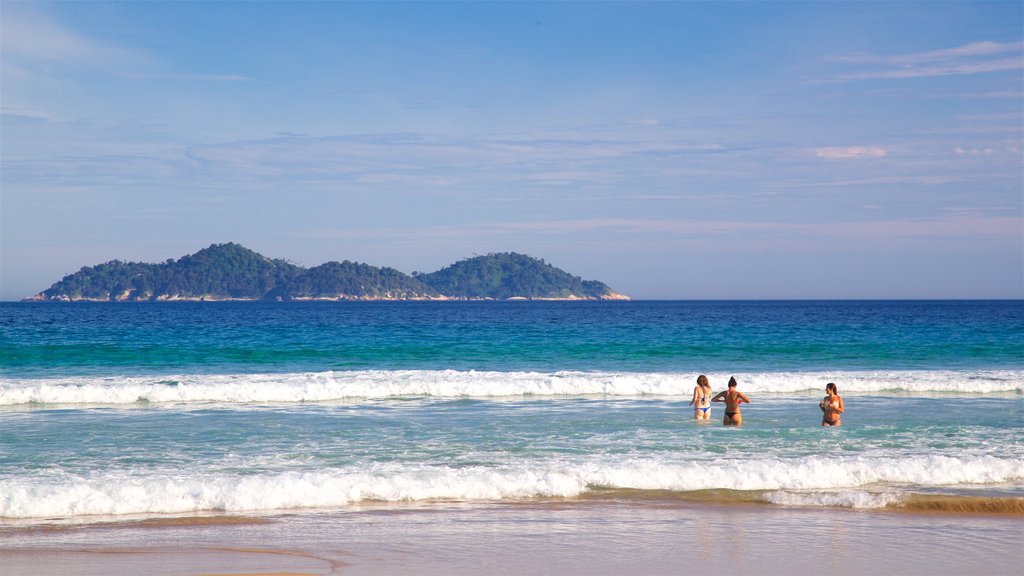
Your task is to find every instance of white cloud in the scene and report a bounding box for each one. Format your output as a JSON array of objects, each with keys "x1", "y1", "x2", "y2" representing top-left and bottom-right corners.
[
  {"x1": 118, "y1": 72, "x2": 251, "y2": 82},
  {"x1": 815, "y1": 146, "x2": 887, "y2": 159},
  {"x1": 306, "y1": 215, "x2": 1023, "y2": 245},
  {"x1": 0, "y1": 106, "x2": 56, "y2": 121},
  {"x1": 824, "y1": 40, "x2": 1024, "y2": 82},
  {"x1": 1, "y1": 8, "x2": 244, "y2": 81},
  {"x1": 954, "y1": 146, "x2": 999, "y2": 156},
  {"x1": 834, "y1": 57, "x2": 1022, "y2": 81},
  {"x1": 830, "y1": 41, "x2": 1023, "y2": 65},
  {"x1": 491, "y1": 215, "x2": 1022, "y2": 242},
  {"x1": 0, "y1": 9, "x2": 137, "y2": 66}
]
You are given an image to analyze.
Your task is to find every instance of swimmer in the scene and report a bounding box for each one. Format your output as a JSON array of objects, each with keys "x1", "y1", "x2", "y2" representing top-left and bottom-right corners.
[
  {"x1": 689, "y1": 374, "x2": 713, "y2": 421},
  {"x1": 820, "y1": 382, "x2": 844, "y2": 427},
  {"x1": 711, "y1": 376, "x2": 750, "y2": 426}
]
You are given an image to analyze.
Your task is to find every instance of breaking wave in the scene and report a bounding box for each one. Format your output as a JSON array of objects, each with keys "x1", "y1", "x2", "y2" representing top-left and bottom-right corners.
[
  {"x1": 1, "y1": 369, "x2": 1020, "y2": 406},
  {"x1": 3, "y1": 454, "x2": 1021, "y2": 519}
]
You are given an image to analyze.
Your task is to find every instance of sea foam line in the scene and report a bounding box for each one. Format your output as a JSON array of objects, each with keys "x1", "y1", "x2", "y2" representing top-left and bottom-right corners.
[
  {"x1": 2, "y1": 454, "x2": 1021, "y2": 519},
  {"x1": 0, "y1": 369, "x2": 1020, "y2": 406}
]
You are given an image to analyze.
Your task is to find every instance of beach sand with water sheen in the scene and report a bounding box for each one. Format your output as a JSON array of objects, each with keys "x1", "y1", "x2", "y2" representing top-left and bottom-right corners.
[{"x1": 3, "y1": 499, "x2": 1023, "y2": 576}]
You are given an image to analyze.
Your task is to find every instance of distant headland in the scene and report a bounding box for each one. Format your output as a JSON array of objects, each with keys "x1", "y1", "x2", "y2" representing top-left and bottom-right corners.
[{"x1": 25, "y1": 243, "x2": 629, "y2": 302}]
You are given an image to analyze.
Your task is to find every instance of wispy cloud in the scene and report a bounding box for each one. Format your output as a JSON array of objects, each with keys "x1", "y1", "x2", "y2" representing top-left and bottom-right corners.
[
  {"x1": 118, "y1": 72, "x2": 251, "y2": 82},
  {"x1": 1, "y1": 8, "x2": 245, "y2": 81},
  {"x1": 8, "y1": 122, "x2": 1018, "y2": 210},
  {"x1": 0, "y1": 9, "x2": 140, "y2": 66},
  {"x1": 0, "y1": 106, "x2": 56, "y2": 122},
  {"x1": 954, "y1": 146, "x2": 996, "y2": 156},
  {"x1": 835, "y1": 58, "x2": 1022, "y2": 81},
  {"x1": 830, "y1": 41, "x2": 1023, "y2": 65},
  {"x1": 172, "y1": 133, "x2": 736, "y2": 187},
  {"x1": 492, "y1": 215, "x2": 1022, "y2": 242},
  {"x1": 823, "y1": 40, "x2": 1023, "y2": 82},
  {"x1": 299, "y1": 215, "x2": 1022, "y2": 246},
  {"x1": 815, "y1": 146, "x2": 887, "y2": 159}
]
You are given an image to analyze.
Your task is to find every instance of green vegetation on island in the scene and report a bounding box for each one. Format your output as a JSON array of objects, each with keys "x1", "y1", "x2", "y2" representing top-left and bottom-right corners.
[
  {"x1": 414, "y1": 252, "x2": 616, "y2": 300},
  {"x1": 26, "y1": 243, "x2": 628, "y2": 302}
]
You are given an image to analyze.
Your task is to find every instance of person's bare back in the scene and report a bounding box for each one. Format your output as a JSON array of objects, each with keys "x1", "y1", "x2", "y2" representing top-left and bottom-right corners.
[{"x1": 711, "y1": 377, "x2": 750, "y2": 425}]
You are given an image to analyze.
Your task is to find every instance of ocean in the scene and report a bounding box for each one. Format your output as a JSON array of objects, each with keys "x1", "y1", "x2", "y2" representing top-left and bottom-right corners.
[{"x1": 2, "y1": 300, "x2": 1022, "y2": 574}]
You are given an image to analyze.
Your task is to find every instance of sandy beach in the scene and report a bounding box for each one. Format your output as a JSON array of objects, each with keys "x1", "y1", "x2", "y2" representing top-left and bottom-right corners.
[{"x1": 3, "y1": 499, "x2": 1022, "y2": 576}]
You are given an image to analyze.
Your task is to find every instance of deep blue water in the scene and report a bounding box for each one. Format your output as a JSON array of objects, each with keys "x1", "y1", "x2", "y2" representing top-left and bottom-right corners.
[{"x1": 2, "y1": 300, "x2": 1022, "y2": 376}]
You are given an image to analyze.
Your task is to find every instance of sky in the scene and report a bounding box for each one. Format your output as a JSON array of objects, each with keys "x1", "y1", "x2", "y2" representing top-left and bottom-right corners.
[{"x1": 1, "y1": 1, "x2": 1022, "y2": 300}]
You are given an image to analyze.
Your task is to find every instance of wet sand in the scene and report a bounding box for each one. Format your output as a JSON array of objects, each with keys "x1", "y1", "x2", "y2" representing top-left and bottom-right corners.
[
  {"x1": 0, "y1": 547, "x2": 334, "y2": 576},
  {"x1": 3, "y1": 500, "x2": 1023, "y2": 576}
]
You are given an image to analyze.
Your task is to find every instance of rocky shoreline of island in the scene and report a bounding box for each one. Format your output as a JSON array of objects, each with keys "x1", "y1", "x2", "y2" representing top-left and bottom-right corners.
[{"x1": 26, "y1": 294, "x2": 629, "y2": 302}]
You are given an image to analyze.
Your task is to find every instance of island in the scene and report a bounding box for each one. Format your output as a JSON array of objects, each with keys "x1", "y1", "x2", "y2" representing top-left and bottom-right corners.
[{"x1": 25, "y1": 243, "x2": 630, "y2": 302}]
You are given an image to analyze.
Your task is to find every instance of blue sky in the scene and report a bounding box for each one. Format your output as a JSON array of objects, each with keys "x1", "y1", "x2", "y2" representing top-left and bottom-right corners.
[{"x1": 1, "y1": 1, "x2": 1021, "y2": 300}]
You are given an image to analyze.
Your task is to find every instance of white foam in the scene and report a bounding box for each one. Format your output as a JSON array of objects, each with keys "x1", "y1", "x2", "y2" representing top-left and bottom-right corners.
[
  {"x1": 2, "y1": 454, "x2": 1021, "y2": 519},
  {"x1": 762, "y1": 490, "x2": 904, "y2": 509},
  {"x1": 0, "y1": 369, "x2": 1020, "y2": 406}
]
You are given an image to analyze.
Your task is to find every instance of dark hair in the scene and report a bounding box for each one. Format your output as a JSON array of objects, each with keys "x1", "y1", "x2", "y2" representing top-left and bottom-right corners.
[
  {"x1": 826, "y1": 382, "x2": 838, "y2": 394},
  {"x1": 728, "y1": 377, "x2": 737, "y2": 388},
  {"x1": 697, "y1": 374, "x2": 709, "y2": 388}
]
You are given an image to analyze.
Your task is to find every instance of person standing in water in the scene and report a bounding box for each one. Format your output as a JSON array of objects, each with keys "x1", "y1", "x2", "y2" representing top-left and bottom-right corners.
[
  {"x1": 689, "y1": 374, "x2": 713, "y2": 421},
  {"x1": 711, "y1": 377, "x2": 750, "y2": 426},
  {"x1": 820, "y1": 382, "x2": 844, "y2": 427}
]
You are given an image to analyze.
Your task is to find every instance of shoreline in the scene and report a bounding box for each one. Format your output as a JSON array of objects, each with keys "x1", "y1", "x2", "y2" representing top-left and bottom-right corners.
[
  {"x1": 21, "y1": 294, "x2": 630, "y2": 302},
  {"x1": 3, "y1": 488, "x2": 1022, "y2": 534},
  {"x1": 3, "y1": 499, "x2": 1023, "y2": 576}
]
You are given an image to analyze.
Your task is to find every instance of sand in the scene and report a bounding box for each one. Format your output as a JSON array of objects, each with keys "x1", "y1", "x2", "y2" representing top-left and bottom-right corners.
[{"x1": 3, "y1": 500, "x2": 1023, "y2": 576}]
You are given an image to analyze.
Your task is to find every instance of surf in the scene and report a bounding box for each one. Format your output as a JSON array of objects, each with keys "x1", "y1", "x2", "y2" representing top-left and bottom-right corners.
[
  {"x1": 4, "y1": 454, "x2": 1022, "y2": 520},
  {"x1": 1, "y1": 369, "x2": 1021, "y2": 406}
]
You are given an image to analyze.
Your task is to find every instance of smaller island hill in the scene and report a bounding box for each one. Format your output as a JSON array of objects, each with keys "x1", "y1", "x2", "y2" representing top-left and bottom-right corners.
[{"x1": 26, "y1": 243, "x2": 629, "y2": 302}]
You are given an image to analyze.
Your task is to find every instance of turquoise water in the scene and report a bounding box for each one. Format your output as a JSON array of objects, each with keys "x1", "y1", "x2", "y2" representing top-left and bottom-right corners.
[{"x1": 1, "y1": 301, "x2": 1022, "y2": 521}]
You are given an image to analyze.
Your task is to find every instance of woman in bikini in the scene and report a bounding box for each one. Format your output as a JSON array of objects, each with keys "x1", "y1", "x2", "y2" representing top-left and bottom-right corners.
[
  {"x1": 689, "y1": 374, "x2": 713, "y2": 421},
  {"x1": 711, "y1": 376, "x2": 750, "y2": 426},
  {"x1": 819, "y1": 382, "x2": 844, "y2": 426}
]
